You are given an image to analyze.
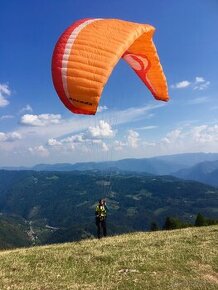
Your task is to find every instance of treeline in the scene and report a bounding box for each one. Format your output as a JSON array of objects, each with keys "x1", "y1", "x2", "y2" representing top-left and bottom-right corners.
[{"x1": 150, "y1": 213, "x2": 218, "y2": 231}]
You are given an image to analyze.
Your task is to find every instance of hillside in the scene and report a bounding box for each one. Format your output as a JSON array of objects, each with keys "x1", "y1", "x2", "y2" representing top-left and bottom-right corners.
[
  {"x1": 0, "y1": 226, "x2": 217, "y2": 290},
  {"x1": 0, "y1": 215, "x2": 31, "y2": 249},
  {"x1": 0, "y1": 170, "x2": 218, "y2": 248},
  {"x1": 173, "y1": 160, "x2": 218, "y2": 187}
]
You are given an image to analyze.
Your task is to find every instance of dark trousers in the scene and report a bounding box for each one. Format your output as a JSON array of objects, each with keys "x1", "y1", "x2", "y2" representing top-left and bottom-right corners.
[{"x1": 96, "y1": 217, "x2": 107, "y2": 239}]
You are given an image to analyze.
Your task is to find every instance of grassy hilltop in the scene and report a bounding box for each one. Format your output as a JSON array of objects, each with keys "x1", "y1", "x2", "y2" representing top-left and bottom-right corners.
[{"x1": 0, "y1": 226, "x2": 217, "y2": 290}]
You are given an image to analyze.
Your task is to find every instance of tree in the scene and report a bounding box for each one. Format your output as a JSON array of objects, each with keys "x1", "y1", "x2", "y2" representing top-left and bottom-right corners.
[
  {"x1": 195, "y1": 213, "x2": 206, "y2": 227},
  {"x1": 163, "y1": 217, "x2": 182, "y2": 230},
  {"x1": 150, "y1": 222, "x2": 159, "y2": 231}
]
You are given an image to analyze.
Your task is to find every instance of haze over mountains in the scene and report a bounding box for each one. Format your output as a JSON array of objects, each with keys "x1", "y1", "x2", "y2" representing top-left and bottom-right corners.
[
  {"x1": 1, "y1": 153, "x2": 218, "y2": 187},
  {"x1": 173, "y1": 160, "x2": 218, "y2": 187}
]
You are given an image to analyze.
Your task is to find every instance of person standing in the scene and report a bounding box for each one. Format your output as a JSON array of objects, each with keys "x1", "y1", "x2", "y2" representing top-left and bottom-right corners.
[{"x1": 95, "y1": 199, "x2": 107, "y2": 239}]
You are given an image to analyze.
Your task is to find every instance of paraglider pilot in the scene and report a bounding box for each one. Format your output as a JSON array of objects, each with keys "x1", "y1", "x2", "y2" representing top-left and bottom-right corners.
[{"x1": 95, "y1": 199, "x2": 107, "y2": 239}]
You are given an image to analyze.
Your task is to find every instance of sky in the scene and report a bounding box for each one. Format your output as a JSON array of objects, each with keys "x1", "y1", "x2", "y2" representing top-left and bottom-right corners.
[{"x1": 0, "y1": 0, "x2": 218, "y2": 167}]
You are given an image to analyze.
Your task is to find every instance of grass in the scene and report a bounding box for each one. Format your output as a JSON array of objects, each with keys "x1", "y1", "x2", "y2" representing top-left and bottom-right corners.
[{"x1": 0, "y1": 226, "x2": 217, "y2": 290}]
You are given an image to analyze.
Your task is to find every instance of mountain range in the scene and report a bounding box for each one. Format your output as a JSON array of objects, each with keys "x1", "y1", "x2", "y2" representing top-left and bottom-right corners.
[{"x1": 1, "y1": 152, "x2": 218, "y2": 187}]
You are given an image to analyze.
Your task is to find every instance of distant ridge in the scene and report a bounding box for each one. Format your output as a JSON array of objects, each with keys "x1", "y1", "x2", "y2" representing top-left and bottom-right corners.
[
  {"x1": 1, "y1": 153, "x2": 218, "y2": 178},
  {"x1": 173, "y1": 160, "x2": 218, "y2": 187}
]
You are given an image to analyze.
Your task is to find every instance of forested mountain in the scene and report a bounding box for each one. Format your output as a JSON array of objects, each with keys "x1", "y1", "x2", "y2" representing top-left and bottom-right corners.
[
  {"x1": 31, "y1": 158, "x2": 180, "y2": 174},
  {"x1": 0, "y1": 170, "x2": 217, "y2": 248},
  {"x1": 0, "y1": 215, "x2": 31, "y2": 249},
  {"x1": 173, "y1": 160, "x2": 218, "y2": 187}
]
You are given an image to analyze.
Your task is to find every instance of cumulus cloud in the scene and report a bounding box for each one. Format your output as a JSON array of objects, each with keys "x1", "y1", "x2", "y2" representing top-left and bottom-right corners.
[
  {"x1": 46, "y1": 120, "x2": 115, "y2": 154},
  {"x1": 190, "y1": 124, "x2": 218, "y2": 144},
  {"x1": 92, "y1": 139, "x2": 109, "y2": 151},
  {"x1": 171, "y1": 81, "x2": 191, "y2": 89},
  {"x1": 113, "y1": 140, "x2": 126, "y2": 151},
  {"x1": 0, "y1": 131, "x2": 22, "y2": 142},
  {"x1": 47, "y1": 132, "x2": 110, "y2": 153},
  {"x1": 127, "y1": 130, "x2": 140, "y2": 148},
  {"x1": 171, "y1": 76, "x2": 210, "y2": 91},
  {"x1": 20, "y1": 114, "x2": 62, "y2": 126},
  {"x1": 61, "y1": 134, "x2": 85, "y2": 144},
  {"x1": 47, "y1": 138, "x2": 62, "y2": 146},
  {"x1": 107, "y1": 124, "x2": 218, "y2": 157},
  {"x1": 193, "y1": 77, "x2": 210, "y2": 90},
  {"x1": 53, "y1": 134, "x2": 86, "y2": 151},
  {"x1": 195, "y1": 77, "x2": 204, "y2": 83},
  {"x1": 0, "y1": 83, "x2": 11, "y2": 107},
  {"x1": 87, "y1": 120, "x2": 114, "y2": 138},
  {"x1": 28, "y1": 145, "x2": 49, "y2": 157},
  {"x1": 159, "y1": 124, "x2": 218, "y2": 153},
  {"x1": 162, "y1": 129, "x2": 182, "y2": 144}
]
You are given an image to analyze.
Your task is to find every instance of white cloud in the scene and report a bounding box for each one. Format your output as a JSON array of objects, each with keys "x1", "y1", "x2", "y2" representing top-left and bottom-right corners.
[
  {"x1": 162, "y1": 129, "x2": 182, "y2": 144},
  {"x1": 136, "y1": 125, "x2": 157, "y2": 130},
  {"x1": 158, "y1": 124, "x2": 218, "y2": 154},
  {"x1": 101, "y1": 142, "x2": 109, "y2": 152},
  {"x1": 92, "y1": 139, "x2": 109, "y2": 151},
  {"x1": 190, "y1": 125, "x2": 218, "y2": 144},
  {"x1": 28, "y1": 145, "x2": 49, "y2": 157},
  {"x1": 97, "y1": 105, "x2": 108, "y2": 113},
  {"x1": 193, "y1": 77, "x2": 210, "y2": 90},
  {"x1": 0, "y1": 97, "x2": 9, "y2": 107},
  {"x1": 19, "y1": 104, "x2": 33, "y2": 114},
  {"x1": 195, "y1": 77, "x2": 205, "y2": 83},
  {"x1": 111, "y1": 103, "x2": 165, "y2": 125},
  {"x1": 113, "y1": 140, "x2": 126, "y2": 151},
  {"x1": 171, "y1": 77, "x2": 210, "y2": 91},
  {"x1": 47, "y1": 130, "x2": 111, "y2": 153},
  {"x1": 39, "y1": 123, "x2": 218, "y2": 160},
  {"x1": 127, "y1": 130, "x2": 140, "y2": 148},
  {"x1": 0, "y1": 115, "x2": 14, "y2": 120},
  {"x1": 20, "y1": 114, "x2": 62, "y2": 127},
  {"x1": 61, "y1": 134, "x2": 85, "y2": 144},
  {"x1": 14, "y1": 104, "x2": 163, "y2": 146},
  {"x1": 110, "y1": 124, "x2": 218, "y2": 155},
  {"x1": 0, "y1": 104, "x2": 172, "y2": 164},
  {"x1": 47, "y1": 138, "x2": 62, "y2": 146},
  {"x1": 87, "y1": 120, "x2": 114, "y2": 138},
  {"x1": 0, "y1": 83, "x2": 11, "y2": 107},
  {"x1": 171, "y1": 81, "x2": 191, "y2": 89},
  {"x1": 0, "y1": 131, "x2": 22, "y2": 142}
]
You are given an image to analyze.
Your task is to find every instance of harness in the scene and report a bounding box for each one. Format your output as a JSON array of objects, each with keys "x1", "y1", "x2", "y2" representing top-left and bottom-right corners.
[{"x1": 96, "y1": 205, "x2": 107, "y2": 221}]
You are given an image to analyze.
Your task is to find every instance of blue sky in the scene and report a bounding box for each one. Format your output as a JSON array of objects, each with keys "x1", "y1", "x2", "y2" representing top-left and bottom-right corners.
[{"x1": 0, "y1": 0, "x2": 218, "y2": 166}]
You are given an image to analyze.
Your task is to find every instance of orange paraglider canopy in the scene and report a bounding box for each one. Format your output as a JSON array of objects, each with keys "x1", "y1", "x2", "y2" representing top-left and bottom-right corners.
[{"x1": 52, "y1": 18, "x2": 169, "y2": 115}]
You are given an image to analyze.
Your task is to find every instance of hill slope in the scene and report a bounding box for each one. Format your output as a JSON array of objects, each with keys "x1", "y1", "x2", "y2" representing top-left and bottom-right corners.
[
  {"x1": 173, "y1": 160, "x2": 218, "y2": 187},
  {"x1": 0, "y1": 170, "x2": 218, "y2": 247},
  {"x1": 0, "y1": 170, "x2": 218, "y2": 248},
  {"x1": 0, "y1": 215, "x2": 31, "y2": 249},
  {"x1": 0, "y1": 226, "x2": 217, "y2": 290}
]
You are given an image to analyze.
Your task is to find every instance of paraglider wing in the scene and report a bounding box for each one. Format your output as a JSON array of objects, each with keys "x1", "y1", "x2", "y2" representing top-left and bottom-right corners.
[{"x1": 52, "y1": 18, "x2": 169, "y2": 115}]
